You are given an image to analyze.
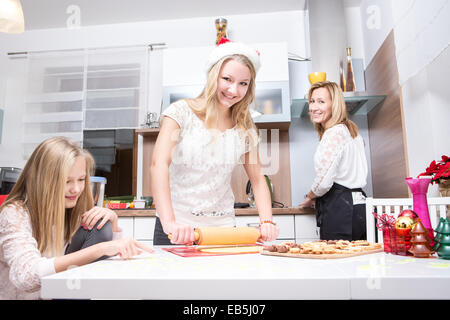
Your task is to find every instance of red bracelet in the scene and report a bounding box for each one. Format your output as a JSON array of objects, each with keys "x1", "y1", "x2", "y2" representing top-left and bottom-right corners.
[{"x1": 259, "y1": 220, "x2": 276, "y2": 227}]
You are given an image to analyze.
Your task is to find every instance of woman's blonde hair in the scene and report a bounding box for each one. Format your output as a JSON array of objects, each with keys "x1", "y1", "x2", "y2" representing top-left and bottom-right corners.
[
  {"x1": 307, "y1": 81, "x2": 359, "y2": 140},
  {"x1": 0, "y1": 137, "x2": 95, "y2": 256},
  {"x1": 186, "y1": 54, "x2": 258, "y2": 147}
]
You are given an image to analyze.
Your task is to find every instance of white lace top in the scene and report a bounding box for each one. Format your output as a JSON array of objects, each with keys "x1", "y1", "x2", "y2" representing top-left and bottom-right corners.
[
  {"x1": 311, "y1": 124, "x2": 368, "y2": 197},
  {"x1": 161, "y1": 100, "x2": 256, "y2": 227},
  {"x1": 0, "y1": 202, "x2": 121, "y2": 300}
]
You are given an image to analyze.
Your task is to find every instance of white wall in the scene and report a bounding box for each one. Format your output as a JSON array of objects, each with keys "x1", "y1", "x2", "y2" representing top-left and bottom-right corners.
[
  {"x1": 391, "y1": 0, "x2": 450, "y2": 195},
  {"x1": 401, "y1": 45, "x2": 450, "y2": 196},
  {"x1": 359, "y1": 0, "x2": 394, "y2": 68},
  {"x1": 391, "y1": 0, "x2": 450, "y2": 86},
  {"x1": 344, "y1": 4, "x2": 365, "y2": 65}
]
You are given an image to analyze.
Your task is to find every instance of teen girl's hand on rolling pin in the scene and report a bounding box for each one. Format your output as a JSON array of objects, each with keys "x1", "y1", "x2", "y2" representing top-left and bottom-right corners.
[
  {"x1": 259, "y1": 220, "x2": 279, "y2": 242},
  {"x1": 164, "y1": 221, "x2": 196, "y2": 245},
  {"x1": 81, "y1": 206, "x2": 120, "y2": 232}
]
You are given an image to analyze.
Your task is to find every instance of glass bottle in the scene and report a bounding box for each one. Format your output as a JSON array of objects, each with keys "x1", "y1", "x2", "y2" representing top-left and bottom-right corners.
[
  {"x1": 215, "y1": 18, "x2": 228, "y2": 44},
  {"x1": 345, "y1": 47, "x2": 356, "y2": 92}
]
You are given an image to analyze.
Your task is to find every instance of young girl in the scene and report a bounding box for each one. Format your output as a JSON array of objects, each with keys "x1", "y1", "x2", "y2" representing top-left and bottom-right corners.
[
  {"x1": 299, "y1": 81, "x2": 368, "y2": 241},
  {"x1": 0, "y1": 137, "x2": 153, "y2": 299},
  {"x1": 151, "y1": 39, "x2": 279, "y2": 245}
]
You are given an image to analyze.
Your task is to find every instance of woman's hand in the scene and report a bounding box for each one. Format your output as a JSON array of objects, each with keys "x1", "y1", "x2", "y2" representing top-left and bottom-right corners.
[
  {"x1": 101, "y1": 238, "x2": 154, "y2": 259},
  {"x1": 259, "y1": 222, "x2": 279, "y2": 242},
  {"x1": 81, "y1": 207, "x2": 119, "y2": 232},
  {"x1": 299, "y1": 196, "x2": 316, "y2": 209},
  {"x1": 164, "y1": 221, "x2": 195, "y2": 245}
]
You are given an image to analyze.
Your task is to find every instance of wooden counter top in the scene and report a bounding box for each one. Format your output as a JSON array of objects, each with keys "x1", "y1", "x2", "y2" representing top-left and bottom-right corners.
[{"x1": 115, "y1": 207, "x2": 314, "y2": 217}]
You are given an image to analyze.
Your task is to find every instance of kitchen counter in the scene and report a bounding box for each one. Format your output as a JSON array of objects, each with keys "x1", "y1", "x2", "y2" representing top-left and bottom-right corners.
[
  {"x1": 114, "y1": 207, "x2": 314, "y2": 217},
  {"x1": 41, "y1": 248, "x2": 450, "y2": 300}
]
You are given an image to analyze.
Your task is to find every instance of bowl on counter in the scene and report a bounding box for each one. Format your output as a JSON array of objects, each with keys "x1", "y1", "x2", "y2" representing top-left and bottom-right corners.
[{"x1": 133, "y1": 200, "x2": 146, "y2": 209}]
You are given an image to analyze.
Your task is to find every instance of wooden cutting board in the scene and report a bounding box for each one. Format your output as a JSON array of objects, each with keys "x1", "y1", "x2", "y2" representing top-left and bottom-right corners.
[{"x1": 260, "y1": 247, "x2": 383, "y2": 259}]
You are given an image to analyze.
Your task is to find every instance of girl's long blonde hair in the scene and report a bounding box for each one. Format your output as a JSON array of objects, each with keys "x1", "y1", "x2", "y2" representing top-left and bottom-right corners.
[
  {"x1": 186, "y1": 54, "x2": 259, "y2": 147},
  {"x1": 0, "y1": 137, "x2": 95, "y2": 256},
  {"x1": 308, "y1": 81, "x2": 359, "y2": 140}
]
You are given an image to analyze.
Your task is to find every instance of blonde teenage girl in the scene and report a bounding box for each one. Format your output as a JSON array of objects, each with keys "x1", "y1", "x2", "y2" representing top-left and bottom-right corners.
[
  {"x1": 0, "y1": 137, "x2": 153, "y2": 299},
  {"x1": 151, "y1": 40, "x2": 279, "y2": 245}
]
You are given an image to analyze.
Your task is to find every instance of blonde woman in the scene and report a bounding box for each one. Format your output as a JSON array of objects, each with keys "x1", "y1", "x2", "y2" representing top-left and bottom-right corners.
[
  {"x1": 0, "y1": 137, "x2": 153, "y2": 299},
  {"x1": 299, "y1": 81, "x2": 368, "y2": 241},
  {"x1": 151, "y1": 39, "x2": 279, "y2": 245}
]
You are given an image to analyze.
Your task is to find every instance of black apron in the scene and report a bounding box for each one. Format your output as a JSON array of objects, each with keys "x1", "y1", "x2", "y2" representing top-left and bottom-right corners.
[
  {"x1": 315, "y1": 183, "x2": 367, "y2": 241},
  {"x1": 153, "y1": 216, "x2": 173, "y2": 245}
]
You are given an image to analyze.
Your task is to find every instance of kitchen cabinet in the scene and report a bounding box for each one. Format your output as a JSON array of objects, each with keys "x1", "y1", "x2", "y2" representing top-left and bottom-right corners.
[
  {"x1": 162, "y1": 81, "x2": 291, "y2": 125},
  {"x1": 162, "y1": 42, "x2": 289, "y2": 86},
  {"x1": 235, "y1": 215, "x2": 295, "y2": 240},
  {"x1": 117, "y1": 216, "x2": 134, "y2": 239},
  {"x1": 21, "y1": 47, "x2": 148, "y2": 159},
  {"x1": 134, "y1": 216, "x2": 156, "y2": 241},
  {"x1": 118, "y1": 216, "x2": 156, "y2": 245},
  {"x1": 294, "y1": 214, "x2": 320, "y2": 243}
]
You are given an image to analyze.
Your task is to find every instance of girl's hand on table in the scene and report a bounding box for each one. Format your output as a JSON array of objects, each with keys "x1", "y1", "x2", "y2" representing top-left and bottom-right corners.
[
  {"x1": 164, "y1": 221, "x2": 195, "y2": 245},
  {"x1": 81, "y1": 207, "x2": 119, "y2": 231},
  {"x1": 102, "y1": 238, "x2": 154, "y2": 259},
  {"x1": 259, "y1": 222, "x2": 279, "y2": 242}
]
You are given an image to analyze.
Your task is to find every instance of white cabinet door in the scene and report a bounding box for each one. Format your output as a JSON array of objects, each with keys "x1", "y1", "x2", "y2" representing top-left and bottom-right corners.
[
  {"x1": 163, "y1": 46, "x2": 208, "y2": 87},
  {"x1": 162, "y1": 42, "x2": 289, "y2": 86},
  {"x1": 134, "y1": 217, "x2": 156, "y2": 240},
  {"x1": 235, "y1": 215, "x2": 295, "y2": 240},
  {"x1": 117, "y1": 217, "x2": 134, "y2": 239},
  {"x1": 294, "y1": 214, "x2": 320, "y2": 241}
]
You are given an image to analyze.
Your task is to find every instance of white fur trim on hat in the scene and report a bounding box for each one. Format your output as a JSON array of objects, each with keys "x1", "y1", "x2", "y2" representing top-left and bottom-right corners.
[{"x1": 205, "y1": 41, "x2": 261, "y2": 73}]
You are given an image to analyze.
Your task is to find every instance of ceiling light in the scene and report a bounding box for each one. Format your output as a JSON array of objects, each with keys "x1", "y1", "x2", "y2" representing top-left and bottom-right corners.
[{"x1": 0, "y1": 0, "x2": 24, "y2": 34}]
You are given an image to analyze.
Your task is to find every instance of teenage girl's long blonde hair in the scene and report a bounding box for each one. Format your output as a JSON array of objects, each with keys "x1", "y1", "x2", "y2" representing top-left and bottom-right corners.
[
  {"x1": 308, "y1": 81, "x2": 359, "y2": 140},
  {"x1": 186, "y1": 54, "x2": 259, "y2": 148},
  {"x1": 0, "y1": 137, "x2": 95, "y2": 256}
]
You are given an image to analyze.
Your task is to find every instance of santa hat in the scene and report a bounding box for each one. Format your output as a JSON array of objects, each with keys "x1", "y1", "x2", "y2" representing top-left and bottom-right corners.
[{"x1": 205, "y1": 38, "x2": 261, "y2": 73}]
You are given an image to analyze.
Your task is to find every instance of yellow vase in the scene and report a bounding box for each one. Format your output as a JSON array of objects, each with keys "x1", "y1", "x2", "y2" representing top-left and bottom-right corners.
[{"x1": 308, "y1": 72, "x2": 327, "y2": 84}]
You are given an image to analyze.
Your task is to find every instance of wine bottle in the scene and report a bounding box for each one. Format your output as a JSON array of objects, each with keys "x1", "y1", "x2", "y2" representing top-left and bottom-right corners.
[{"x1": 345, "y1": 47, "x2": 356, "y2": 92}]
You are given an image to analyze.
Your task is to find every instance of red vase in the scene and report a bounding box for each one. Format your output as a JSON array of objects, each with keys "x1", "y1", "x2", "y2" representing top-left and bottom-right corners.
[{"x1": 405, "y1": 177, "x2": 434, "y2": 246}]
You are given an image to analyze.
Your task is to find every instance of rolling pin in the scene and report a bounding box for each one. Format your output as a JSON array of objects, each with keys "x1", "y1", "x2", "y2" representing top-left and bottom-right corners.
[{"x1": 168, "y1": 226, "x2": 261, "y2": 245}]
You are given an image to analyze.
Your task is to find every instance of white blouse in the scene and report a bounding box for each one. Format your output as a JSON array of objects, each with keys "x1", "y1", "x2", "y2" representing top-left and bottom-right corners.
[
  {"x1": 311, "y1": 124, "x2": 368, "y2": 197},
  {"x1": 161, "y1": 100, "x2": 256, "y2": 227},
  {"x1": 0, "y1": 202, "x2": 122, "y2": 300}
]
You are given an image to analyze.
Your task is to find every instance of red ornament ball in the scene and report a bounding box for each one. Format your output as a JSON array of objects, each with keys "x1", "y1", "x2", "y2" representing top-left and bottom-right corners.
[{"x1": 399, "y1": 209, "x2": 418, "y2": 220}]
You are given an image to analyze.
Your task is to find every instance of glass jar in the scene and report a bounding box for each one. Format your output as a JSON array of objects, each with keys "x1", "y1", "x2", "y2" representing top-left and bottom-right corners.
[{"x1": 215, "y1": 18, "x2": 228, "y2": 44}]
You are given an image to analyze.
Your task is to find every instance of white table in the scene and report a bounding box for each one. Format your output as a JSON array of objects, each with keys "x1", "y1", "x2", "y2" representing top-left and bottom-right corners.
[{"x1": 41, "y1": 247, "x2": 450, "y2": 300}]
